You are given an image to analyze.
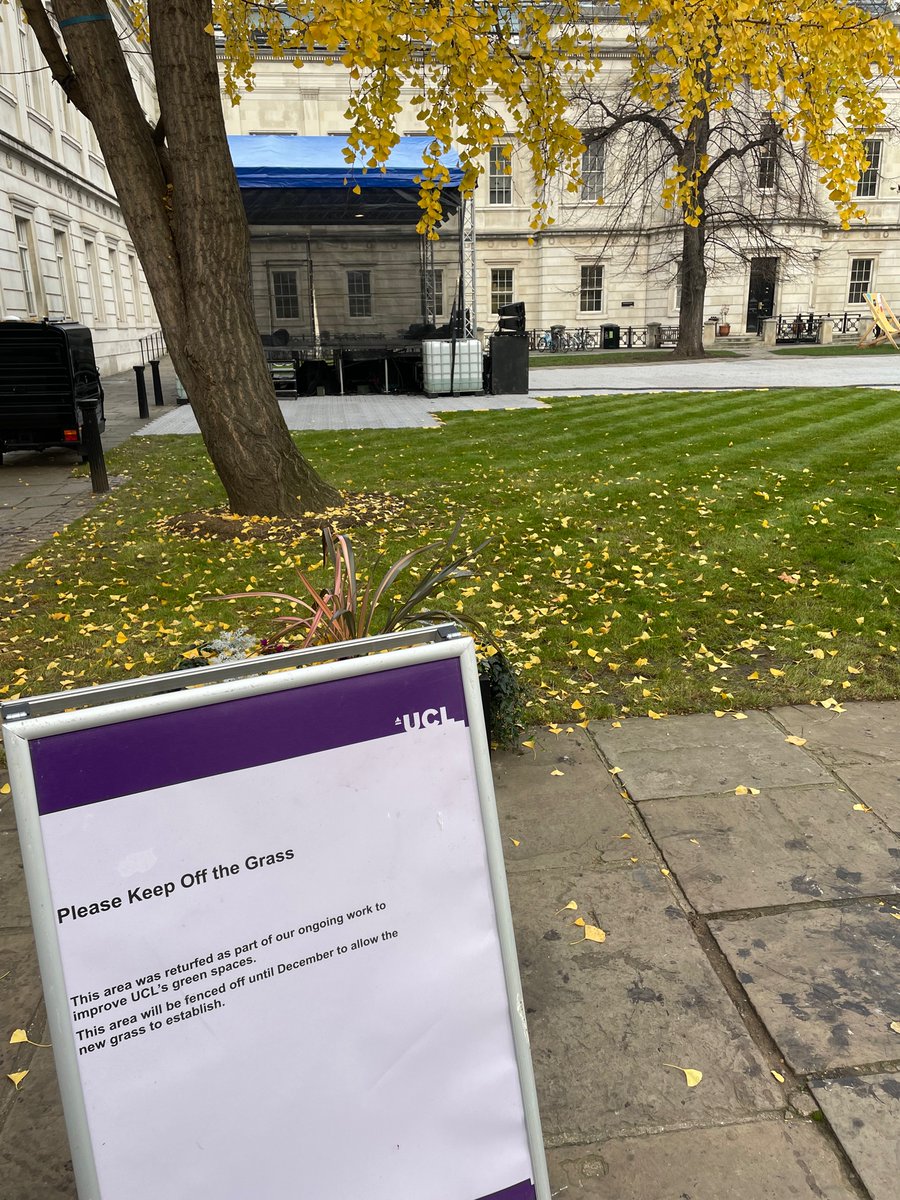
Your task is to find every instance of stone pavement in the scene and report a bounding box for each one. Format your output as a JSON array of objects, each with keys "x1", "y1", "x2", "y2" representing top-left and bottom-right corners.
[
  {"x1": 1, "y1": 702, "x2": 897, "y2": 1196},
  {"x1": 0, "y1": 359, "x2": 179, "y2": 572}
]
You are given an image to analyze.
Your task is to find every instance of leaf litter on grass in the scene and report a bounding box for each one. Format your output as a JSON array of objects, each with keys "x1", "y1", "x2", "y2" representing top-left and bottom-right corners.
[{"x1": 1, "y1": 388, "x2": 899, "y2": 730}]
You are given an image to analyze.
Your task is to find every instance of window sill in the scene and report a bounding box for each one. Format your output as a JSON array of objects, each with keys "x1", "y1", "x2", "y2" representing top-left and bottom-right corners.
[{"x1": 26, "y1": 108, "x2": 53, "y2": 133}]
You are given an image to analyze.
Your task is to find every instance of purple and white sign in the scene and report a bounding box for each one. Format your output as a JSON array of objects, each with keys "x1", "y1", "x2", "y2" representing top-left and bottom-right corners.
[{"x1": 4, "y1": 642, "x2": 546, "y2": 1199}]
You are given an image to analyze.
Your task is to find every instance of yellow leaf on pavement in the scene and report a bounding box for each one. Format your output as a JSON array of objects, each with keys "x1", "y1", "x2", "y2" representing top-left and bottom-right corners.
[
  {"x1": 771, "y1": 1070, "x2": 785, "y2": 1083},
  {"x1": 890, "y1": 1021, "x2": 900, "y2": 1035},
  {"x1": 853, "y1": 802, "x2": 872, "y2": 812},
  {"x1": 732, "y1": 712, "x2": 748, "y2": 720},
  {"x1": 785, "y1": 735, "x2": 807, "y2": 747},
  {"x1": 550, "y1": 768, "x2": 564, "y2": 776},
  {"x1": 7, "y1": 1071, "x2": 28, "y2": 1090},
  {"x1": 664, "y1": 1064, "x2": 703, "y2": 1087},
  {"x1": 583, "y1": 924, "x2": 606, "y2": 942},
  {"x1": 556, "y1": 901, "x2": 578, "y2": 914}
]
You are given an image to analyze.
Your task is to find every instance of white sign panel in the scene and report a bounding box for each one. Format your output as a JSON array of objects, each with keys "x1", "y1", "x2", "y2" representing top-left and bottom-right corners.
[{"x1": 3, "y1": 639, "x2": 548, "y2": 1200}]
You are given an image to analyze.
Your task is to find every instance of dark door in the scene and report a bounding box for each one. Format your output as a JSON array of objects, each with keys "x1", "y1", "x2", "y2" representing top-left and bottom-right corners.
[{"x1": 746, "y1": 257, "x2": 778, "y2": 332}]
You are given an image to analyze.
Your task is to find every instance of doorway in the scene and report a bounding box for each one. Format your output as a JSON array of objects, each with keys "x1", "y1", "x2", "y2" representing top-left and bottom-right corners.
[{"x1": 746, "y1": 257, "x2": 778, "y2": 332}]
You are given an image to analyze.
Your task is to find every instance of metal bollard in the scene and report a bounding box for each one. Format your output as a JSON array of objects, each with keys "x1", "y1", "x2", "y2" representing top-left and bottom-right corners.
[
  {"x1": 149, "y1": 358, "x2": 164, "y2": 406},
  {"x1": 133, "y1": 363, "x2": 149, "y2": 419},
  {"x1": 77, "y1": 399, "x2": 109, "y2": 494}
]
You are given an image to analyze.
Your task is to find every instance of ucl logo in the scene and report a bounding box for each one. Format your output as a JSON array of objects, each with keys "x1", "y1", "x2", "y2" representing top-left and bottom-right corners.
[{"x1": 395, "y1": 706, "x2": 458, "y2": 732}]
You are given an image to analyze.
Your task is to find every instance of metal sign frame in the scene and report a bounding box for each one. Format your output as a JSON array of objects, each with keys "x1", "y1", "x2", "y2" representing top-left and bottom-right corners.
[{"x1": 2, "y1": 630, "x2": 550, "y2": 1200}]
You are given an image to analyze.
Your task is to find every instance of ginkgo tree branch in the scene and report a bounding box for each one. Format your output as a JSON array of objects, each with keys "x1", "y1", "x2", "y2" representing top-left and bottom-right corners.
[{"x1": 18, "y1": 0, "x2": 88, "y2": 114}]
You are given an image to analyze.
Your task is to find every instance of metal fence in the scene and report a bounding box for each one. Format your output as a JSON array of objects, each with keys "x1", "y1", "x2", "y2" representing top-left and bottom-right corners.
[
  {"x1": 527, "y1": 325, "x2": 657, "y2": 352},
  {"x1": 774, "y1": 311, "x2": 861, "y2": 342},
  {"x1": 139, "y1": 329, "x2": 167, "y2": 363}
]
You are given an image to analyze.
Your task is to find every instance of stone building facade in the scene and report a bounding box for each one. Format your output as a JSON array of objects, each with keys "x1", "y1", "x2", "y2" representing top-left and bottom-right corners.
[
  {"x1": 0, "y1": 2, "x2": 157, "y2": 374},
  {"x1": 220, "y1": 17, "x2": 900, "y2": 342}
]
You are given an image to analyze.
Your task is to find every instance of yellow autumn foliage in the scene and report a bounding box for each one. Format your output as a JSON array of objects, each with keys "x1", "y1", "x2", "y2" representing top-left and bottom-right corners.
[{"x1": 621, "y1": 1, "x2": 900, "y2": 225}]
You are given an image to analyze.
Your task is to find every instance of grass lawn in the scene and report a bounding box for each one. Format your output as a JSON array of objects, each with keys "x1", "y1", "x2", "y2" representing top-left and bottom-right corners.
[
  {"x1": 772, "y1": 342, "x2": 900, "y2": 356},
  {"x1": 529, "y1": 349, "x2": 742, "y2": 368},
  {"x1": 2, "y1": 386, "x2": 900, "y2": 729}
]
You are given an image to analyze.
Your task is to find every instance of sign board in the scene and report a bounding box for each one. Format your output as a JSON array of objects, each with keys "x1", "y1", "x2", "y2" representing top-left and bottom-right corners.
[{"x1": 2, "y1": 635, "x2": 549, "y2": 1200}]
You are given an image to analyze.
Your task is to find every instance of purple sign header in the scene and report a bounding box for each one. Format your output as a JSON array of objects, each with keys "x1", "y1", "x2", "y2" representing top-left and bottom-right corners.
[
  {"x1": 478, "y1": 1182, "x2": 536, "y2": 1200},
  {"x1": 30, "y1": 658, "x2": 469, "y2": 816}
]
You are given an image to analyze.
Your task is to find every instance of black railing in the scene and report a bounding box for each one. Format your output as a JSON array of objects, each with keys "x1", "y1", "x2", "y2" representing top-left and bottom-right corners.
[
  {"x1": 527, "y1": 326, "x2": 653, "y2": 351},
  {"x1": 139, "y1": 329, "x2": 166, "y2": 364}
]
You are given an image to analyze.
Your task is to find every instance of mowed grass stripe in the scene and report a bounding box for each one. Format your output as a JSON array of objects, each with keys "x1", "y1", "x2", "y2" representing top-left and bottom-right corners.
[{"x1": 1, "y1": 386, "x2": 898, "y2": 728}]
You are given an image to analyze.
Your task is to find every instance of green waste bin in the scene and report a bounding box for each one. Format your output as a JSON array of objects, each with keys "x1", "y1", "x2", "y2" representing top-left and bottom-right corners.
[{"x1": 602, "y1": 324, "x2": 620, "y2": 349}]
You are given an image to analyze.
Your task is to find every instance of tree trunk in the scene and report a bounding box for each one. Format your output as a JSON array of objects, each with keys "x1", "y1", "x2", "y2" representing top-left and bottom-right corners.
[
  {"x1": 674, "y1": 218, "x2": 708, "y2": 358},
  {"x1": 44, "y1": 0, "x2": 339, "y2": 516}
]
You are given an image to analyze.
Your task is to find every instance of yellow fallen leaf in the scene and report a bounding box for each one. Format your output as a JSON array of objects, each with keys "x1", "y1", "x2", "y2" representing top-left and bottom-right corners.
[
  {"x1": 510, "y1": 838, "x2": 520, "y2": 847},
  {"x1": 609, "y1": 766, "x2": 622, "y2": 776},
  {"x1": 747, "y1": 671, "x2": 760, "y2": 681},
  {"x1": 0, "y1": 784, "x2": 10, "y2": 795},
  {"x1": 689, "y1": 838, "x2": 700, "y2": 844},
  {"x1": 573, "y1": 917, "x2": 585, "y2": 926},
  {"x1": 7, "y1": 1071, "x2": 28, "y2": 1090},
  {"x1": 630, "y1": 856, "x2": 639, "y2": 862},
  {"x1": 115, "y1": 631, "x2": 128, "y2": 644},
  {"x1": 619, "y1": 832, "x2": 631, "y2": 839},
  {"x1": 732, "y1": 712, "x2": 748, "y2": 720},
  {"x1": 571, "y1": 700, "x2": 584, "y2": 711},
  {"x1": 556, "y1": 901, "x2": 578, "y2": 914},
  {"x1": 735, "y1": 785, "x2": 750, "y2": 795},
  {"x1": 9, "y1": 1029, "x2": 50, "y2": 1048},
  {"x1": 647, "y1": 710, "x2": 664, "y2": 720},
  {"x1": 664, "y1": 1064, "x2": 703, "y2": 1087},
  {"x1": 583, "y1": 924, "x2": 606, "y2": 943},
  {"x1": 714, "y1": 710, "x2": 727, "y2": 717},
  {"x1": 612, "y1": 721, "x2": 621, "y2": 728},
  {"x1": 891, "y1": 913, "x2": 900, "y2": 920},
  {"x1": 769, "y1": 668, "x2": 785, "y2": 678},
  {"x1": 771, "y1": 1070, "x2": 785, "y2": 1083},
  {"x1": 521, "y1": 739, "x2": 535, "y2": 750},
  {"x1": 785, "y1": 735, "x2": 807, "y2": 747},
  {"x1": 890, "y1": 1021, "x2": 900, "y2": 1035},
  {"x1": 853, "y1": 803, "x2": 872, "y2": 812},
  {"x1": 550, "y1": 769, "x2": 565, "y2": 777},
  {"x1": 660, "y1": 868, "x2": 670, "y2": 877}
]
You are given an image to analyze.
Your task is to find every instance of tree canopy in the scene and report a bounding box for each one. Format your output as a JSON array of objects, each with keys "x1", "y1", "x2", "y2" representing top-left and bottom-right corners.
[{"x1": 620, "y1": 0, "x2": 900, "y2": 227}]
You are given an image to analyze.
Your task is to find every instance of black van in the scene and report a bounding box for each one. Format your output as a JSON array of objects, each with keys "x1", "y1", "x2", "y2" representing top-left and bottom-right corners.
[{"x1": 0, "y1": 319, "x2": 105, "y2": 462}]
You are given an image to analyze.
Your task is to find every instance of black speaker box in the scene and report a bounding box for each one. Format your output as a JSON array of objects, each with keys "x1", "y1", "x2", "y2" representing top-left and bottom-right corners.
[{"x1": 489, "y1": 335, "x2": 529, "y2": 395}]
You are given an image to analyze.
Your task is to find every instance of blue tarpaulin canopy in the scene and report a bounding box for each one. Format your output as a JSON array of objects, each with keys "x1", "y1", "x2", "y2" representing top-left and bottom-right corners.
[{"x1": 228, "y1": 135, "x2": 463, "y2": 225}]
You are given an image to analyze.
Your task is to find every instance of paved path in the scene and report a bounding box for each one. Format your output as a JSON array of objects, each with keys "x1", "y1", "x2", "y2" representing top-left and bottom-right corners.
[
  {"x1": 1, "y1": 702, "x2": 897, "y2": 1196},
  {"x1": 0, "y1": 359, "x2": 179, "y2": 572}
]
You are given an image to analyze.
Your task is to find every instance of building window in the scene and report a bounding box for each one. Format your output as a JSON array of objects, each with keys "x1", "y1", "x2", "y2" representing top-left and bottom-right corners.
[
  {"x1": 581, "y1": 141, "x2": 604, "y2": 201},
  {"x1": 856, "y1": 139, "x2": 882, "y2": 198},
  {"x1": 54, "y1": 229, "x2": 79, "y2": 320},
  {"x1": 580, "y1": 264, "x2": 604, "y2": 312},
  {"x1": 83, "y1": 239, "x2": 104, "y2": 324},
  {"x1": 19, "y1": 23, "x2": 48, "y2": 114},
  {"x1": 128, "y1": 254, "x2": 144, "y2": 323},
  {"x1": 757, "y1": 147, "x2": 777, "y2": 191},
  {"x1": 271, "y1": 270, "x2": 300, "y2": 320},
  {"x1": 672, "y1": 262, "x2": 683, "y2": 312},
  {"x1": 489, "y1": 145, "x2": 512, "y2": 205},
  {"x1": 848, "y1": 258, "x2": 874, "y2": 304},
  {"x1": 108, "y1": 247, "x2": 126, "y2": 322},
  {"x1": 347, "y1": 270, "x2": 372, "y2": 317},
  {"x1": 490, "y1": 268, "x2": 514, "y2": 313},
  {"x1": 15, "y1": 216, "x2": 42, "y2": 315}
]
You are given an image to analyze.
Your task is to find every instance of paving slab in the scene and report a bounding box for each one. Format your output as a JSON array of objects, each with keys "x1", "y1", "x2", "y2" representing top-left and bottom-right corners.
[
  {"x1": 640, "y1": 785, "x2": 900, "y2": 913},
  {"x1": 493, "y1": 727, "x2": 641, "y2": 871},
  {"x1": 0, "y1": 823, "x2": 30, "y2": 926},
  {"x1": 831, "y1": 762, "x2": 900, "y2": 834},
  {"x1": 809, "y1": 1073, "x2": 900, "y2": 1200},
  {"x1": 547, "y1": 1119, "x2": 861, "y2": 1199},
  {"x1": 772, "y1": 702, "x2": 900, "y2": 766},
  {"x1": 590, "y1": 712, "x2": 832, "y2": 801},
  {"x1": 0, "y1": 1044, "x2": 74, "y2": 1198},
  {"x1": 508, "y1": 866, "x2": 782, "y2": 1141},
  {"x1": 710, "y1": 902, "x2": 900, "y2": 1075}
]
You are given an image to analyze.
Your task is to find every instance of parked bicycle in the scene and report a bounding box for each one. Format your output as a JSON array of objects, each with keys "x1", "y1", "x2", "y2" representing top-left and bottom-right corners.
[{"x1": 532, "y1": 326, "x2": 599, "y2": 352}]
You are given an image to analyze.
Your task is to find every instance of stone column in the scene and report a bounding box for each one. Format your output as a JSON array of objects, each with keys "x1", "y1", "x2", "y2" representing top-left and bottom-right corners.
[
  {"x1": 817, "y1": 318, "x2": 833, "y2": 345},
  {"x1": 646, "y1": 322, "x2": 662, "y2": 349},
  {"x1": 762, "y1": 317, "x2": 778, "y2": 347},
  {"x1": 702, "y1": 321, "x2": 716, "y2": 349}
]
